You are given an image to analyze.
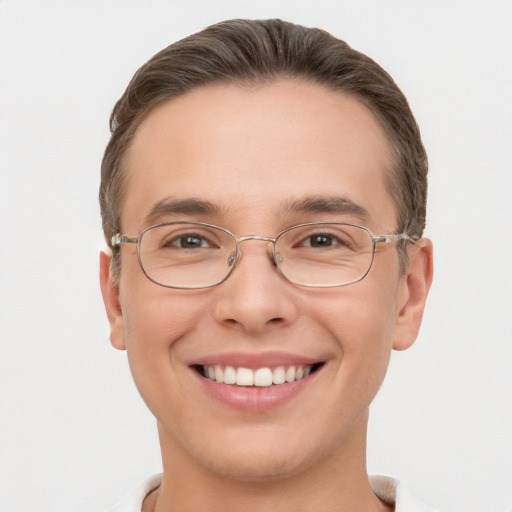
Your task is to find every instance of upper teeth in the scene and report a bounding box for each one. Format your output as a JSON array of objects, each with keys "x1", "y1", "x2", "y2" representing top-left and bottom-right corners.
[{"x1": 204, "y1": 365, "x2": 312, "y2": 387}]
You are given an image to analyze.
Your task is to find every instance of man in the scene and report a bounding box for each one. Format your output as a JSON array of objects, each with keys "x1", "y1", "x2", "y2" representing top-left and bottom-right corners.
[{"x1": 99, "y1": 19, "x2": 434, "y2": 512}]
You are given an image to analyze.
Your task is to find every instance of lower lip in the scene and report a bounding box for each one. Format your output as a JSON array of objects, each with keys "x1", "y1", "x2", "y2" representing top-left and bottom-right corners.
[{"x1": 193, "y1": 369, "x2": 318, "y2": 412}]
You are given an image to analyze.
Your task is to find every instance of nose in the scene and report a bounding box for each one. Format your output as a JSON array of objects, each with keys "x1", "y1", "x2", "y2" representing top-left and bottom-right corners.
[{"x1": 213, "y1": 240, "x2": 299, "y2": 335}]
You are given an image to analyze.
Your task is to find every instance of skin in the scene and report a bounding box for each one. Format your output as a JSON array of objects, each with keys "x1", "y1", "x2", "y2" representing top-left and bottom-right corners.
[{"x1": 100, "y1": 80, "x2": 433, "y2": 512}]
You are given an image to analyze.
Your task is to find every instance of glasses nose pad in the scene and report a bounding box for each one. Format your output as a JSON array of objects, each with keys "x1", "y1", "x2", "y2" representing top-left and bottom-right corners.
[
  {"x1": 227, "y1": 250, "x2": 237, "y2": 267},
  {"x1": 273, "y1": 250, "x2": 282, "y2": 267}
]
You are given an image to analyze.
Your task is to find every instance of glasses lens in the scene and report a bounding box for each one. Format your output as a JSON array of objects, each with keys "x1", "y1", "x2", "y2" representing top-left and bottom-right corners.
[
  {"x1": 275, "y1": 223, "x2": 374, "y2": 286},
  {"x1": 138, "y1": 223, "x2": 237, "y2": 288}
]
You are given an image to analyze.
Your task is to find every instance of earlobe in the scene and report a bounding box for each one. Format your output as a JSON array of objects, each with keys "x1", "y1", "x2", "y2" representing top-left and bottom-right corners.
[
  {"x1": 99, "y1": 248, "x2": 127, "y2": 351},
  {"x1": 392, "y1": 239, "x2": 434, "y2": 351}
]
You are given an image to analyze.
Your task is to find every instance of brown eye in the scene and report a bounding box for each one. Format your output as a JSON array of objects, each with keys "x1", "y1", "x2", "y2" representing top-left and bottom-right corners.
[
  {"x1": 178, "y1": 235, "x2": 205, "y2": 248},
  {"x1": 300, "y1": 233, "x2": 347, "y2": 248},
  {"x1": 164, "y1": 233, "x2": 213, "y2": 249},
  {"x1": 307, "y1": 234, "x2": 336, "y2": 247}
]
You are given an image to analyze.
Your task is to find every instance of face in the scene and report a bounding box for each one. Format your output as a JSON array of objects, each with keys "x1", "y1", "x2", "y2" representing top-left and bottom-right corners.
[{"x1": 101, "y1": 80, "x2": 432, "y2": 482}]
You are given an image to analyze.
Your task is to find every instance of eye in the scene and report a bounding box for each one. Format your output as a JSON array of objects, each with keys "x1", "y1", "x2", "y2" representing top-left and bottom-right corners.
[
  {"x1": 302, "y1": 234, "x2": 338, "y2": 248},
  {"x1": 300, "y1": 233, "x2": 348, "y2": 248},
  {"x1": 165, "y1": 233, "x2": 216, "y2": 249}
]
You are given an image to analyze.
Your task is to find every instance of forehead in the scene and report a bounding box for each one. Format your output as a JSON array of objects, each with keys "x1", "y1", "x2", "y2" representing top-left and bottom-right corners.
[{"x1": 122, "y1": 80, "x2": 396, "y2": 232}]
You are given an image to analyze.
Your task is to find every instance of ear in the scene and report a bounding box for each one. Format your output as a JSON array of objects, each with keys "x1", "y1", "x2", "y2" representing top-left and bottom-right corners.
[
  {"x1": 99, "y1": 248, "x2": 126, "y2": 350},
  {"x1": 392, "y1": 238, "x2": 434, "y2": 351}
]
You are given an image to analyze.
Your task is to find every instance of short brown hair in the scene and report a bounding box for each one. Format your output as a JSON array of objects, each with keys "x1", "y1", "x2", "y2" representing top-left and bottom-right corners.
[{"x1": 100, "y1": 19, "x2": 427, "y2": 276}]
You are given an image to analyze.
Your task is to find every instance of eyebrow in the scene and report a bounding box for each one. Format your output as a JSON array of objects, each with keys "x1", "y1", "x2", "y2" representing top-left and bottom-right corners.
[
  {"x1": 280, "y1": 195, "x2": 370, "y2": 222},
  {"x1": 143, "y1": 194, "x2": 370, "y2": 227},
  {"x1": 144, "y1": 197, "x2": 225, "y2": 226}
]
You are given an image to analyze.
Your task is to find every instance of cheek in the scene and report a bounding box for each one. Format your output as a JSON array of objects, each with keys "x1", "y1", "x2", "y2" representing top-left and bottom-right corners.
[
  {"x1": 122, "y1": 292, "x2": 202, "y2": 370},
  {"x1": 118, "y1": 279, "x2": 204, "y2": 397},
  {"x1": 311, "y1": 280, "x2": 399, "y2": 390},
  {"x1": 119, "y1": 256, "x2": 203, "y2": 350},
  {"x1": 313, "y1": 281, "x2": 398, "y2": 346}
]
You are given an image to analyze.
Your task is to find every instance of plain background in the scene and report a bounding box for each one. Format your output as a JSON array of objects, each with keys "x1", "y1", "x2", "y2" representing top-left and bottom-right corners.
[{"x1": 0, "y1": 1, "x2": 511, "y2": 511}]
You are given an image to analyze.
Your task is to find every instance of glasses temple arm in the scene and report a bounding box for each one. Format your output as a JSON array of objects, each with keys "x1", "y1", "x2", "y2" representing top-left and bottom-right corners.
[
  {"x1": 373, "y1": 233, "x2": 416, "y2": 244},
  {"x1": 111, "y1": 234, "x2": 139, "y2": 246}
]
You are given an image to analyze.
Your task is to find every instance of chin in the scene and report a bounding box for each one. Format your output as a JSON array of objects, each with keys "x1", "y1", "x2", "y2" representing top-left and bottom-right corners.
[
  {"x1": 180, "y1": 426, "x2": 331, "y2": 484},
  {"x1": 198, "y1": 451, "x2": 308, "y2": 483}
]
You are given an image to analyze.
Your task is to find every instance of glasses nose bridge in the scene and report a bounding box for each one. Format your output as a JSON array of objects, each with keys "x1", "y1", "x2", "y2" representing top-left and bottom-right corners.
[
  {"x1": 238, "y1": 234, "x2": 276, "y2": 245},
  {"x1": 234, "y1": 234, "x2": 278, "y2": 267}
]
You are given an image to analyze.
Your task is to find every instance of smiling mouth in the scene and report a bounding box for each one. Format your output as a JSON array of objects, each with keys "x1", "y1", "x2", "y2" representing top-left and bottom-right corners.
[{"x1": 193, "y1": 363, "x2": 324, "y2": 387}]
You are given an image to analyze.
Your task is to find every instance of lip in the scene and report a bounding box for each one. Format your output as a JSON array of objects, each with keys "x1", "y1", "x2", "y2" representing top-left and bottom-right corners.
[
  {"x1": 186, "y1": 350, "x2": 320, "y2": 369},
  {"x1": 188, "y1": 351, "x2": 324, "y2": 412}
]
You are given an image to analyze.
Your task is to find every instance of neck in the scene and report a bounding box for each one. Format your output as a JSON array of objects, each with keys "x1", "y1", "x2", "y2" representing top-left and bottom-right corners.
[{"x1": 147, "y1": 411, "x2": 392, "y2": 512}]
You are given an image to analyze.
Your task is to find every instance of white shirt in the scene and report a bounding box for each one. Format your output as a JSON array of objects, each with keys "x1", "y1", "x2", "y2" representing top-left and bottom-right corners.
[{"x1": 106, "y1": 474, "x2": 438, "y2": 511}]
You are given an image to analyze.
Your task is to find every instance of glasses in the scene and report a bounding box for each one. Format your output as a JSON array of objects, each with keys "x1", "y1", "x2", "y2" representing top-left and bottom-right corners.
[{"x1": 111, "y1": 221, "x2": 414, "y2": 289}]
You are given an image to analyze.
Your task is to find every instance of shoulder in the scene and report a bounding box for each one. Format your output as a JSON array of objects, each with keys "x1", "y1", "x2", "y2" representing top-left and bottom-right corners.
[
  {"x1": 370, "y1": 475, "x2": 439, "y2": 512},
  {"x1": 105, "y1": 474, "x2": 163, "y2": 512}
]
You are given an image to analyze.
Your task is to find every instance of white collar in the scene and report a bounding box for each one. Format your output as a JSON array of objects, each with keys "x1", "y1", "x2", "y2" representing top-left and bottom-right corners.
[
  {"x1": 370, "y1": 475, "x2": 438, "y2": 511},
  {"x1": 108, "y1": 473, "x2": 438, "y2": 512}
]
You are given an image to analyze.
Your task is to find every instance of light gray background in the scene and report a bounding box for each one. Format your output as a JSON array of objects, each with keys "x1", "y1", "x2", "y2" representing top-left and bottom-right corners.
[{"x1": 1, "y1": 1, "x2": 511, "y2": 511}]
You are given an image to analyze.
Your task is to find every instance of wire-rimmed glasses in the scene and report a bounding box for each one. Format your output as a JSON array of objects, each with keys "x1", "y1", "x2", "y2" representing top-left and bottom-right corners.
[{"x1": 111, "y1": 221, "x2": 414, "y2": 289}]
